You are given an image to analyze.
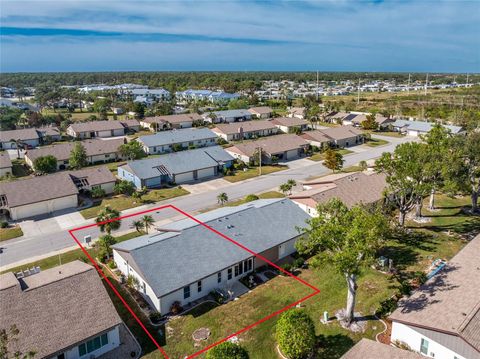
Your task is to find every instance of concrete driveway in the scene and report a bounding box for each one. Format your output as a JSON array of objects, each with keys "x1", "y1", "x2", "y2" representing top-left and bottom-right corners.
[
  {"x1": 181, "y1": 178, "x2": 232, "y2": 195},
  {"x1": 18, "y1": 208, "x2": 86, "y2": 236}
]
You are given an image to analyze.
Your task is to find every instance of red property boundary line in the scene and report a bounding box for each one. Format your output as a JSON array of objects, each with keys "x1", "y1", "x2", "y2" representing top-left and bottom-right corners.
[{"x1": 68, "y1": 204, "x2": 321, "y2": 359}]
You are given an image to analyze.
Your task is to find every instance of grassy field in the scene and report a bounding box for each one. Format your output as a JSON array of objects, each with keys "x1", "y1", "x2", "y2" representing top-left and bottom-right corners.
[
  {"x1": 364, "y1": 138, "x2": 389, "y2": 147},
  {"x1": 80, "y1": 187, "x2": 190, "y2": 219},
  {"x1": 41, "y1": 109, "x2": 129, "y2": 122},
  {"x1": 309, "y1": 148, "x2": 353, "y2": 162},
  {"x1": 1, "y1": 231, "x2": 142, "y2": 275},
  {"x1": 0, "y1": 225, "x2": 24, "y2": 241},
  {"x1": 223, "y1": 165, "x2": 287, "y2": 183}
]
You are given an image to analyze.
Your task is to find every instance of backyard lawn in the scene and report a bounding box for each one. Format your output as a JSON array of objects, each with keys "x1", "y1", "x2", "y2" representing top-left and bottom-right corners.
[
  {"x1": 0, "y1": 225, "x2": 23, "y2": 241},
  {"x1": 309, "y1": 148, "x2": 353, "y2": 162},
  {"x1": 80, "y1": 187, "x2": 190, "y2": 219},
  {"x1": 223, "y1": 165, "x2": 287, "y2": 183}
]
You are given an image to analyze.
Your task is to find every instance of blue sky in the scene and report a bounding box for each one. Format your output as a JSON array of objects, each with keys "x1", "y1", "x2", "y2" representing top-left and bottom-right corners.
[{"x1": 1, "y1": 0, "x2": 479, "y2": 73}]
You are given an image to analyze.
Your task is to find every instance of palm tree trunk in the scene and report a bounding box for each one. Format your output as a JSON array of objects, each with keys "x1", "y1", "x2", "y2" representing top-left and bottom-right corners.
[
  {"x1": 429, "y1": 188, "x2": 436, "y2": 210},
  {"x1": 345, "y1": 273, "x2": 357, "y2": 324},
  {"x1": 415, "y1": 197, "x2": 423, "y2": 219},
  {"x1": 471, "y1": 190, "x2": 478, "y2": 213},
  {"x1": 399, "y1": 210, "x2": 406, "y2": 227}
]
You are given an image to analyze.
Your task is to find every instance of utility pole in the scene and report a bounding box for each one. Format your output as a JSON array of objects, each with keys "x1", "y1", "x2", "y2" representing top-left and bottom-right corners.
[
  {"x1": 466, "y1": 73, "x2": 469, "y2": 86},
  {"x1": 424, "y1": 73, "x2": 428, "y2": 96},
  {"x1": 407, "y1": 73, "x2": 411, "y2": 95},
  {"x1": 316, "y1": 70, "x2": 319, "y2": 101},
  {"x1": 257, "y1": 147, "x2": 262, "y2": 176},
  {"x1": 357, "y1": 78, "x2": 360, "y2": 105}
]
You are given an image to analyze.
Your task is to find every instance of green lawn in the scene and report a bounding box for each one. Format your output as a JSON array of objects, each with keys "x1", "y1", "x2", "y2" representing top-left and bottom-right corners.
[
  {"x1": 364, "y1": 138, "x2": 389, "y2": 147},
  {"x1": 309, "y1": 148, "x2": 354, "y2": 162},
  {"x1": 1, "y1": 231, "x2": 143, "y2": 275},
  {"x1": 223, "y1": 165, "x2": 287, "y2": 183},
  {"x1": 0, "y1": 226, "x2": 24, "y2": 241},
  {"x1": 80, "y1": 187, "x2": 190, "y2": 219},
  {"x1": 372, "y1": 131, "x2": 404, "y2": 138},
  {"x1": 226, "y1": 191, "x2": 285, "y2": 207}
]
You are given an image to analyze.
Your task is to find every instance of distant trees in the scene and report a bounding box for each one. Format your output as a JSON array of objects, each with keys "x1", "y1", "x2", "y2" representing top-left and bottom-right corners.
[
  {"x1": 33, "y1": 155, "x2": 57, "y2": 173},
  {"x1": 69, "y1": 142, "x2": 88, "y2": 169},
  {"x1": 276, "y1": 310, "x2": 316, "y2": 359},
  {"x1": 323, "y1": 149, "x2": 344, "y2": 172}
]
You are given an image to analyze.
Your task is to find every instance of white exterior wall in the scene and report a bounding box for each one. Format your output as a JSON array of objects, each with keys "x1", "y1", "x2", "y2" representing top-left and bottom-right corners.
[
  {"x1": 9, "y1": 194, "x2": 78, "y2": 220},
  {"x1": 89, "y1": 152, "x2": 120, "y2": 164},
  {"x1": 292, "y1": 200, "x2": 318, "y2": 217},
  {"x1": 62, "y1": 326, "x2": 120, "y2": 359},
  {"x1": 391, "y1": 322, "x2": 467, "y2": 359},
  {"x1": 278, "y1": 238, "x2": 297, "y2": 259},
  {"x1": 1, "y1": 139, "x2": 39, "y2": 149},
  {"x1": 407, "y1": 129, "x2": 420, "y2": 137},
  {"x1": 225, "y1": 150, "x2": 251, "y2": 164}
]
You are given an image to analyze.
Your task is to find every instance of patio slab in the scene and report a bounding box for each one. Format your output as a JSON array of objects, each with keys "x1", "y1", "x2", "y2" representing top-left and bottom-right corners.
[{"x1": 99, "y1": 323, "x2": 141, "y2": 359}]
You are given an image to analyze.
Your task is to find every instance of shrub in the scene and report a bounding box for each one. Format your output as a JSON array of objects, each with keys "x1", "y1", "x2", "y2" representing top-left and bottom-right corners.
[
  {"x1": 34, "y1": 155, "x2": 57, "y2": 173},
  {"x1": 170, "y1": 301, "x2": 183, "y2": 315},
  {"x1": 216, "y1": 138, "x2": 228, "y2": 146},
  {"x1": 210, "y1": 290, "x2": 226, "y2": 304},
  {"x1": 127, "y1": 275, "x2": 140, "y2": 290},
  {"x1": 281, "y1": 263, "x2": 293, "y2": 274},
  {"x1": 206, "y1": 342, "x2": 249, "y2": 359},
  {"x1": 91, "y1": 187, "x2": 106, "y2": 199},
  {"x1": 114, "y1": 180, "x2": 135, "y2": 196},
  {"x1": 0, "y1": 221, "x2": 8, "y2": 228},
  {"x1": 244, "y1": 194, "x2": 259, "y2": 202},
  {"x1": 276, "y1": 310, "x2": 316, "y2": 359},
  {"x1": 149, "y1": 311, "x2": 163, "y2": 323},
  {"x1": 107, "y1": 261, "x2": 117, "y2": 269},
  {"x1": 375, "y1": 297, "x2": 398, "y2": 317},
  {"x1": 292, "y1": 257, "x2": 305, "y2": 269}
]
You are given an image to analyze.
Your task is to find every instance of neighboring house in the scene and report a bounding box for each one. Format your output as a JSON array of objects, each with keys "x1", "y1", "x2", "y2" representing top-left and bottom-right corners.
[
  {"x1": 0, "y1": 152, "x2": 12, "y2": 177},
  {"x1": 127, "y1": 88, "x2": 171, "y2": 101},
  {"x1": 290, "y1": 172, "x2": 386, "y2": 217},
  {"x1": 0, "y1": 166, "x2": 115, "y2": 220},
  {"x1": 138, "y1": 128, "x2": 218, "y2": 154},
  {"x1": 203, "y1": 109, "x2": 252, "y2": 123},
  {"x1": 341, "y1": 339, "x2": 423, "y2": 359},
  {"x1": 0, "y1": 260, "x2": 138, "y2": 359},
  {"x1": 325, "y1": 111, "x2": 350, "y2": 123},
  {"x1": 287, "y1": 107, "x2": 306, "y2": 119},
  {"x1": 248, "y1": 106, "x2": 273, "y2": 119},
  {"x1": 175, "y1": 89, "x2": 240, "y2": 103},
  {"x1": 66, "y1": 120, "x2": 128, "y2": 139},
  {"x1": 0, "y1": 128, "x2": 40, "y2": 149},
  {"x1": 300, "y1": 130, "x2": 332, "y2": 148},
  {"x1": 341, "y1": 113, "x2": 393, "y2": 129},
  {"x1": 118, "y1": 146, "x2": 234, "y2": 188},
  {"x1": 119, "y1": 119, "x2": 141, "y2": 132},
  {"x1": 390, "y1": 233, "x2": 480, "y2": 359},
  {"x1": 212, "y1": 120, "x2": 279, "y2": 141},
  {"x1": 24, "y1": 138, "x2": 125, "y2": 170},
  {"x1": 317, "y1": 126, "x2": 364, "y2": 147},
  {"x1": 225, "y1": 134, "x2": 309, "y2": 164},
  {"x1": 391, "y1": 119, "x2": 464, "y2": 137},
  {"x1": 270, "y1": 117, "x2": 310, "y2": 133},
  {"x1": 112, "y1": 198, "x2": 310, "y2": 314},
  {"x1": 36, "y1": 126, "x2": 62, "y2": 142},
  {"x1": 139, "y1": 113, "x2": 203, "y2": 131}
]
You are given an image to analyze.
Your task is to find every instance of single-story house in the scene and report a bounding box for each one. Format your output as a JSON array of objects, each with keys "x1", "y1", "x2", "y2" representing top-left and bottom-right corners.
[
  {"x1": 0, "y1": 128, "x2": 40, "y2": 149},
  {"x1": 287, "y1": 107, "x2": 306, "y2": 119},
  {"x1": 138, "y1": 128, "x2": 218, "y2": 154},
  {"x1": 341, "y1": 113, "x2": 393, "y2": 129},
  {"x1": 24, "y1": 138, "x2": 125, "y2": 171},
  {"x1": 212, "y1": 120, "x2": 278, "y2": 141},
  {"x1": 118, "y1": 146, "x2": 234, "y2": 188},
  {"x1": 390, "y1": 233, "x2": 480, "y2": 359},
  {"x1": 325, "y1": 111, "x2": 349, "y2": 123},
  {"x1": 119, "y1": 119, "x2": 141, "y2": 132},
  {"x1": 290, "y1": 172, "x2": 386, "y2": 217},
  {"x1": 248, "y1": 106, "x2": 273, "y2": 119},
  {"x1": 0, "y1": 166, "x2": 115, "y2": 220},
  {"x1": 0, "y1": 152, "x2": 12, "y2": 177},
  {"x1": 36, "y1": 126, "x2": 62, "y2": 142},
  {"x1": 225, "y1": 134, "x2": 309, "y2": 164},
  {"x1": 66, "y1": 120, "x2": 129, "y2": 139},
  {"x1": 317, "y1": 126, "x2": 364, "y2": 147},
  {"x1": 0, "y1": 260, "x2": 137, "y2": 359},
  {"x1": 112, "y1": 198, "x2": 310, "y2": 314},
  {"x1": 203, "y1": 109, "x2": 252, "y2": 123},
  {"x1": 341, "y1": 339, "x2": 423, "y2": 359},
  {"x1": 270, "y1": 117, "x2": 310, "y2": 133},
  {"x1": 139, "y1": 113, "x2": 203, "y2": 131},
  {"x1": 300, "y1": 130, "x2": 332, "y2": 148},
  {"x1": 391, "y1": 119, "x2": 465, "y2": 137}
]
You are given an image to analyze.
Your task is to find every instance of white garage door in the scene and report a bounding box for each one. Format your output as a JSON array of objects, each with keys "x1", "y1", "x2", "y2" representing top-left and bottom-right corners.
[
  {"x1": 285, "y1": 149, "x2": 299, "y2": 160},
  {"x1": 175, "y1": 172, "x2": 194, "y2": 184},
  {"x1": 198, "y1": 167, "x2": 215, "y2": 179}
]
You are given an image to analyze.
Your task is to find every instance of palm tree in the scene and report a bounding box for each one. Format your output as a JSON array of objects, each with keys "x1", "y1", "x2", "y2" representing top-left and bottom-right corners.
[
  {"x1": 286, "y1": 179, "x2": 296, "y2": 194},
  {"x1": 359, "y1": 160, "x2": 368, "y2": 171},
  {"x1": 142, "y1": 215, "x2": 155, "y2": 234},
  {"x1": 131, "y1": 220, "x2": 145, "y2": 233},
  {"x1": 96, "y1": 234, "x2": 116, "y2": 260},
  {"x1": 217, "y1": 192, "x2": 228, "y2": 206},
  {"x1": 279, "y1": 183, "x2": 291, "y2": 195},
  {"x1": 95, "y1": 206, "x2": 121, "y2": 235}
]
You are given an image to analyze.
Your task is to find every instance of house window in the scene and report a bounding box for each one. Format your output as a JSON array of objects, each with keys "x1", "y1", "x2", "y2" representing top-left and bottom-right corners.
[
  {"x1": 228, "y1": 268, "x2": 232, "y2": 280},
  {"x1": 78, "y1": 333, "x2": 108, "y2": 357},
  {"x1": 243, "y1": 260, "x2": 248, "y2": 273},
  {"x1": 217, "y1": 272, "x2": 222, "y2": 283},
  {"x1": 197, "y1": 280, "x2": 202, "y2": 292},
  {"x1": 248, "y1": 258, "x2": 253, "y2": 271},
  {"x1": 183, "y1": 286, "x2": 190, "y2": 299},
  {"x1": 105, "y1": 154, "x2": 110, "y2": 158},
  {"x1": 420, "y1": 338, "x2": 429, "y2": 355},
  {"x1": 234, "y1": 265, "x2": 239, "y2": 277}
]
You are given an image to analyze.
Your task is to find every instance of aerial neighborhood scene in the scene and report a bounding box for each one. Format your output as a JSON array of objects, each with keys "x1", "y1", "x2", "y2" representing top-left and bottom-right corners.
[{"x1": 0, "y1": 1, "x2": 479, "y2": 359}]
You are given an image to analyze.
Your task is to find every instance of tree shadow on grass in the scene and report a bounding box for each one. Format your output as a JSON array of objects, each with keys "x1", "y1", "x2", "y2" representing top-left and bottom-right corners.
[
  {"x1": 421, "y1": 218, "x2": 480, "y2": 237},
  {"x1": 317, "y1": 334, "x2": 355, "y2": 359}
]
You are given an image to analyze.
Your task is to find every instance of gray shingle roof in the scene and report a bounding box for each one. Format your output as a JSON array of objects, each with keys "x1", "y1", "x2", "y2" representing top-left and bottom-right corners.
[
  {"x1": 120, "y1": 145, "x2": 233, "y2": 179},
  {"x1": 213, "y1": 120, "x2": 277, "y2": 135},
  {"x1": 211, "y1": 109, "x2": 251, "y2": 118},
  {"x1": 0, "y1": 128, "x2": 39, "y2": 143},
  {"x1": 69, "y1": 120, "x2": 125, "y2": 133},
  {"x1": 226, "y1": 134, "x2": 308, "y2": 157},
  {"x1": 318, "y1": 125, "x2": 363, "y2": 140},
  {"x1": 392, "y1": 119, "x2": 463, "y2": 134},
  {"x1": 270, "y1": 117, "x2": 309, "y2": 127},
  {"x1": 142, "y1": 113, "x2": 202, "y2": 125},
  {"x1": 113, "y1": 199, "x2": 310, "y2": 298},
  {"x1": 0, "y1": 261, "x2": 122, "y2": 358},
  {"x1": 69, "y1": 166, "x2": 116, "y2": 187},
  {"x1": 138, "y1": 128, "x2": 217, "y2": 148}
]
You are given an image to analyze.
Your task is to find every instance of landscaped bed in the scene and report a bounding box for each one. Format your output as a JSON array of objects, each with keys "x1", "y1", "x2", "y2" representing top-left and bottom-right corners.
[
  {"x1": 309, "y1": 148, "x2": 353, "y2": 162},
  {"x1": 0, "y1": 225, "x2": 23, "y2": 241},
  {"x1": 364, "y1": 138, "x2": 389, "y2": 147},
  {"x1": 223, "y1": 165, "x2": 287, "y2": 183}
]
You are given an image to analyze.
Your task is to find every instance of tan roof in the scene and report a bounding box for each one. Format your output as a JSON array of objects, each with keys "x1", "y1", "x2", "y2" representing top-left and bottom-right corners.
[
  {"x1": 226, "y1": 134, "x2": 308, "y2": 157},
  {"x1": 301, "y1": 130, "x2": 332, "y2": 144},
  {"x1": 248, "y1": 106, "x2": 273, "y2": 115},
  {"x1": 0, "y1": 261, "x2": 122, "y2": 358},
  {"x1": 25, "y1": 138, "x2": 124, "y2": 163},
  {"x1": 69, "y1": 166, "x2": 116, "y2": 186},
  {"x1": 119, "y1": 119, "x2": 140, "y2": 127},
  {"x1": 270, "y1": 117, "x2": 309, "y2": 127},
  {"x1": 212, "y1": 120, "x2": 277, "y2": 135},
  {"x1": 0, "y1": 172, "x2": 78, "y2": 208},
  {"x1": 290, "y1": 172, "x2": 386, "y2": 208},
  {"x1": 319, "y1": 125, "x2": 363, "y2": 140},
  {"x1": 0, "y1": 128, "x2": 39, "y2": 143},
  {"x1": 69, "y1": 120, "x2": 125, "y2": 133},
  {"x1": 341, "y1": 339, "x2": 423, "y2": 359},
  {"x1": 36, "y1": 126, "x2": 61, "y2": 137},
  {"x1": 390, "y1": 233, "x2": 480, "y2": 351},
  {"x1": 327, "y1": 111, "x2": 349, "y2": 120},
  {"x1": 0, "y1": 152, "x2": 12, "y2": 169},
  {"x1": 142, "y1": 113, "x2": 202, "y2": 125},
  {"x1": 288, "y1": 107, "x2": 305, "y2": 116}
]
